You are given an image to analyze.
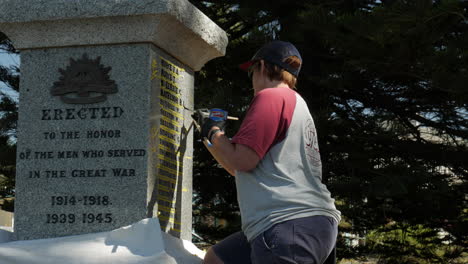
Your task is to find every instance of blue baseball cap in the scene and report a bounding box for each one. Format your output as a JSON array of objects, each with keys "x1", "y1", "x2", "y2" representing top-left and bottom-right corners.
[{"x1": 240, "y1": 40, "x2": 302, "y2": 77}]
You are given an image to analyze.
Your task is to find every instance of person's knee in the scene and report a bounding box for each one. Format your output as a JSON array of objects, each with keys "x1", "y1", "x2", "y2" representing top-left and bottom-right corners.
[{"x1": 203, "y1": 247, "x2": 224, "y2": 264}]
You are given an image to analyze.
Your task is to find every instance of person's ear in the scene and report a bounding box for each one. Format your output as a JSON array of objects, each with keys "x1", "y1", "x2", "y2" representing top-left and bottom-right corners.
[{"x1": 259, "y1": 60, "x2": 265, "y2": 76}]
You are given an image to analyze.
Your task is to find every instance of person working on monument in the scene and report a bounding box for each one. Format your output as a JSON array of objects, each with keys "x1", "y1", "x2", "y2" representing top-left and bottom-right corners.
[{"x1": 199, "y1": 40, "x2": 341, "y2": 264}]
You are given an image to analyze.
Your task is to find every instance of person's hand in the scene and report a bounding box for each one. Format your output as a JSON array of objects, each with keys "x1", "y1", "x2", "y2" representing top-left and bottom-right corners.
[{"x1": 199, "y1": 108, "x2": 227, "y2": 141}]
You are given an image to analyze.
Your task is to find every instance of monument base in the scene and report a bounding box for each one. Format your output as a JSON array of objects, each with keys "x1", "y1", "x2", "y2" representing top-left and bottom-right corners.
[{"x1": 0, "y1": 218, "x2": 204, "y2": 264}]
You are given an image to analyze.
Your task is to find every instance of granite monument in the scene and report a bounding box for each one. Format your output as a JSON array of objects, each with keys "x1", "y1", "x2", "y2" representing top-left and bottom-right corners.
[{"x1": 0, "y1": 0, "x2": 228, "y2": 241}]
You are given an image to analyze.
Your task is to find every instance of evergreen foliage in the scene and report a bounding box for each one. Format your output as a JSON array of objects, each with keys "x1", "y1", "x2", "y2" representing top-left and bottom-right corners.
[
  {"x1": 189, "y1": 0, "x2": 467, "y2": 262},
  {"x1": 0, "y1": 32, "x2": 18, "y2": 205}
]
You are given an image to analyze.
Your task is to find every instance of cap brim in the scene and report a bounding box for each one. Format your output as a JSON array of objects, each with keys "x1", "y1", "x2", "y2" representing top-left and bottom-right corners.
[{"x1": 239, "y1": 61, "x2": 254, "y2": 71}]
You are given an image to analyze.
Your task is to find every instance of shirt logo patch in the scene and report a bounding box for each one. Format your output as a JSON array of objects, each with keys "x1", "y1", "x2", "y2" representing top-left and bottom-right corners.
[{"x1": 305, "y1": 119, "x2": 321, "y2": 166}]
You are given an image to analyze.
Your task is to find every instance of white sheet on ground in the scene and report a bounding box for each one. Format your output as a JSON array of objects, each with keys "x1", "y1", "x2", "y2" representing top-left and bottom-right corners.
[{"x1": 0, "y1": 218, "x2": 204, "y2": 264}]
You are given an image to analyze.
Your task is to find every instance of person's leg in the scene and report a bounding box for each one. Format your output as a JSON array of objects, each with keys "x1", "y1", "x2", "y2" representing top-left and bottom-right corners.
[
  {"x1": 323, "y1": 246, "x2": 336, "y2": 264},
  {"x1": 292, "y1": 216, "x2": 338, "y2": 264},
  {"x1": 250, "y1": 220, "x2": 295, "y2": 264},
  {"x1": 204, "y1": 247, "x2": 224, "y2": 264},
  {"x1": 250, "y1": 216, "x2": 338, "y2": 264},
  {"x1": 204, "y1": 231, "x2": 252, "y2": 264}
]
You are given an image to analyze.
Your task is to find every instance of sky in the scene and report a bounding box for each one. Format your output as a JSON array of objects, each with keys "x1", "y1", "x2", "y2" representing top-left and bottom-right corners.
[{"x1": 0, "y1": 51, "x2": 19, "y2": 101}]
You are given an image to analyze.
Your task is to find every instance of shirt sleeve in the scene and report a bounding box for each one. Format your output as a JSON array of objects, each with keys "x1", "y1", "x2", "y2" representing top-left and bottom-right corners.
[{"x1": 231, "y1": 88, "x2": 296, "y2": 159}]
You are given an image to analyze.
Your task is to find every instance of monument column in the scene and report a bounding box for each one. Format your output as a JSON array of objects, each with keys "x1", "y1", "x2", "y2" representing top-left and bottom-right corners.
[{"x1": 0, "y1": 0, "x2": 228, "y2": 241}]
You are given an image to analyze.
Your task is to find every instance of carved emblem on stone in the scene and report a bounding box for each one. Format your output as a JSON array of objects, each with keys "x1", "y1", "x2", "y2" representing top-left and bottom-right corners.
[{"x1": 51, "y1": 54, "x2": 118, "y2": 104}]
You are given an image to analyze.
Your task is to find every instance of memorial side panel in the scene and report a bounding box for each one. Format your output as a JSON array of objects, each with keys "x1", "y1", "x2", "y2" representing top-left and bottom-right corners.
[{"x1": 148, "y1": 45, "x2": 194, "y2": 240}]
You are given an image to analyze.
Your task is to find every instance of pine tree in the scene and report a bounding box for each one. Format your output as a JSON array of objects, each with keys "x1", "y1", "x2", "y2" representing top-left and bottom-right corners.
[
  {"x1": 189, "y1": 0, "x2": 467, "y2": 262},
  {"x1": 284, "y1": 1, "x2": 467, "y2": 262},
  {"x1": 0, "y1": 32, "x2": 18, "y2": 209}
]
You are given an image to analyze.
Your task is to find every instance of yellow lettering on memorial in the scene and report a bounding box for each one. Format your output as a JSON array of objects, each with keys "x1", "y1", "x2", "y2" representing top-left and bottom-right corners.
[
  {"x1": 158, "y1": 204, "x2": 176, "y2": 214},
  {"x1": 158, "y1": 185, "x2": 175, "y2": 193},
  {"x1": 160, "y1": 125, "x2": 180, "y2": 136},
  {"x1": 161, "y1": 86, "x2": 180, "y2": 98},
  {"x1": 158, "y1": 214, "x2": 182, "y2": 226},
  {"x1": 160, "y1": 76, "x2": 181, "y2": 89},
  {"x1": 151, "y1": 146, "x2": 158, "y2": 153},
  {"x1": 160, "y1": 57, "x2": 185, "y2": 74},
  {"x1": 159, "y1": 135, "x2": 179, "y2": 146},
  {"x1": 158, "y1": 155, "x2": 181, "y2": 166},
  {"x1": 151, "y1": 59, "x2": 158, "y2": 80},
  {"x1": 151, "y1": 126, "x2": 159, "y2": 139},
  {"x1": 170, "y1": 228, "x2": 182, "y2": 233},
  {"x1": 158, "y1": 194, "x2": 177, "y2": 204},
  {"x1": 155, "y1": 56, "x2": 189, "y2": 235},
  {"x1": 160, "y1": 105, "x2": 183, "y2": 119},
  {"x1": 159, "y1": 96, "x2": 183, "y2": 110},
  {"x1": 158, "y1": 174, "x2": 177, "y2": 184},
  {"x1": 161, "y1": 115, "x2": 181, "y2": 128},
  {"x1": 158, "y1": 164, "x2": 179, "y2": 176}
]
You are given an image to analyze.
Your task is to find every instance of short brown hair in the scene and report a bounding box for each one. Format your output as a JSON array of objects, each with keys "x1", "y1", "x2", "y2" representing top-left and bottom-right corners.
[{"x1": 253, "y1": 56, "x2": 301, "y2": 89}]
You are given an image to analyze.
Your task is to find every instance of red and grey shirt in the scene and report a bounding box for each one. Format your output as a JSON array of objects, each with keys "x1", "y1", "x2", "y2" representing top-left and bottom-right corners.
[{"x1": 232, "y1": 87, "x2": 341, "y2": 242}]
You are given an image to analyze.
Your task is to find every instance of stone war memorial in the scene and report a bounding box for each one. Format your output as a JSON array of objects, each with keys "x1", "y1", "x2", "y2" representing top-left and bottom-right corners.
[{"x1": 0, "y1": 0, "x2": 228, "y2": 241}]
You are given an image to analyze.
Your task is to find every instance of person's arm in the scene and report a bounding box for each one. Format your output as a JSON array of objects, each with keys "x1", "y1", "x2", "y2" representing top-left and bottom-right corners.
[
  {"x1": 203, "y1": 88, "x2": 295, "y2": 176},
  {"x1": 203, "y1": 128, "x2": 260, "y2": 176}
]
